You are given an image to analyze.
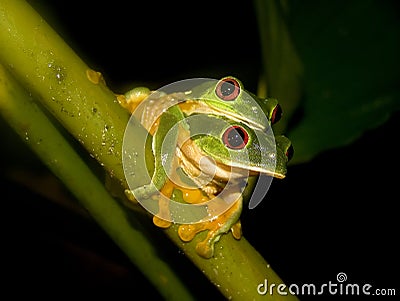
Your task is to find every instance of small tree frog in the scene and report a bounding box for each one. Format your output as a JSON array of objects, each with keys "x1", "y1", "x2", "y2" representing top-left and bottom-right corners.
[{"x1": 119, "y1": 77, "x2": 292, "y2": 258}]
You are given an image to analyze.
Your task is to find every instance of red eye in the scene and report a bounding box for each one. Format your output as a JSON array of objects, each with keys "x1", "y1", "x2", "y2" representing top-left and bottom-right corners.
[
  {"x1": 286, "y1": 144, "x2": 294, "y2": 161},
  {"x1": 222, "y1": 126, "x2": 249, "y2": 149},
  {"x1": 270, "y1": 104, "x2": 282, "y2": 125},
  {"x1": 215, "y1": 77, "x2": 240, "y2": 101}
]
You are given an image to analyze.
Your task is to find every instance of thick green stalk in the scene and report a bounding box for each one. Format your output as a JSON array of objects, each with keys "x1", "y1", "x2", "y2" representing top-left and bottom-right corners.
[
  {"x1": 0, "y1": 64, "x2": 194, "y2": 300},
  {"x1": 0, "y1": 1, "x2": 298, "y2": 299},
  {"x1": 166, "y1": 225, "x2": 297, "y2": 300},
  {"x1": 0, "y1": 0, "x2": 130, "y2": 183}
]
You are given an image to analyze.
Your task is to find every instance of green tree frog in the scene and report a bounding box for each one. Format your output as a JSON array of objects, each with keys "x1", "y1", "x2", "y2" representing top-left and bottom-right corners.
[
  {"x1": 180, "y1": 76, "x2": 283, "y2": 131},
  {"x1": 176, "y1": 113, "x2": 291, "y2": 258},
  {"x1": 119, "y1": 77, "x2": 292, "y2": 258},
  {"x1": 119, "y1": 76, "x2": 283, "y2": 131}
]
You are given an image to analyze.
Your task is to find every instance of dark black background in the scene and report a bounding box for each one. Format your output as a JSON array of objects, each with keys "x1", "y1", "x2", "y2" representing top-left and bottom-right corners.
[
  {"x1": 2, "y1": 1, "x2": 398, "y2": 300},
  {"x1": 30, "y1": 0, "x2": 262, "y2": 91}
]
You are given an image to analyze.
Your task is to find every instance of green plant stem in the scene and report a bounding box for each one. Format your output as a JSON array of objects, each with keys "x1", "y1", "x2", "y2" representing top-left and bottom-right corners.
[
  {"x1": 0, "y1": 63, "x2": 194, "y2": 301},
  {"x1": 0, "y1": 0, "x2": 131, "y2": 183},
  {"x1": 167, "y1": 225, "x2": 297, "y2": 300},
  {"x1": 0, "y1": 1, "x2": 298, "y2": 300}
]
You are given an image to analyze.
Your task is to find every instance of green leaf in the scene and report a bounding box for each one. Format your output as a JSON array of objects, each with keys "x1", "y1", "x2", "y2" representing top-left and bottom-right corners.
[
  {"x1": 254, "y1": 0, "x2": 303, "y2": 133},
  {"x1": 288, "y1": 1, "x2": 400, "y2": 162},
  {"x1": 286, "y1": 0, "x2": 400, "y2": 163}
]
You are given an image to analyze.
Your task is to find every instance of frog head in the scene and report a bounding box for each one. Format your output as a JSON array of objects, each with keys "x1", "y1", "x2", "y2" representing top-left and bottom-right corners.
[
  {"x1": 187, "y1": 76, "x2": 282, "y2": 131},
  {"x1": 183, "y1": 114, "x2": 291, "y2": 180}
]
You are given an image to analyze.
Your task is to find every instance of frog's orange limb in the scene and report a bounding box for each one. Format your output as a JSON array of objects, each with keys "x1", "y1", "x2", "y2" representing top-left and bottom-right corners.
[
  {"x1": 152, "y1": 180, "x2": 175, "y2": 228},
  {"x1": 117, "y1": 87, "x2": 151, "y2": 114},
  {"x1": 179, "y1": 186, "x2": 209, "y2": 204},
  {"x1": 154, "y1": 181, "x2": 208, "y2": 227},
  {"x1": 178, "y1": 197, "x2": 243, "y2": 258},
  {"x1": 230, "y1": 220, "x2": 242, "y2": 240},
  {"x1": 86, "y1": 69, "x2": 105, "y2": 85}
]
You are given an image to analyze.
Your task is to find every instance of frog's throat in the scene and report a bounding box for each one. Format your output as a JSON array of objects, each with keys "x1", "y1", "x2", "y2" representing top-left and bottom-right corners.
[{"x1": 177, "y1": 139, "x2": 249, "y2": 187}]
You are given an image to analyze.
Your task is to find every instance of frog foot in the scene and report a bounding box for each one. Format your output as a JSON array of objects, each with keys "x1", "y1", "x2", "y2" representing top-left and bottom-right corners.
[
  {"x1": 117, "y1": 87, "x2": 151, "y2": 114},
  {"x1": 152, "y1": 194, "x2": 172, "y2": 228},
  {"x1": 126, "y1": 182, "x2": 173, "y2": 229},
  {"x1": 178, "y1": 198, "x2": 243, "y2": 258},
  {"x1": 154, "y1": 184, "x2": 208, "y2": 227},
  {"x1": 179, "y1": 186, "x2": 210, "y2": 204}
]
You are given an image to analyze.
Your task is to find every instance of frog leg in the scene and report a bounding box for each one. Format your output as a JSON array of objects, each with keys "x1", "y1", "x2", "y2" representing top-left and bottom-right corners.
[
  {"x1": 125, "y1": 104, "x2": 180, "y2": 203},
  {"x1": 179, "y1": 186, "x2": 210, "y2": 204},
  {"x1": 152, "y1": 179, "x2": 175, "y2": 228},
  {"x1": 131, "y1": 111, "x2": 177, "y2": 223},
  {"x1": 178, "y1": 195, "x2": 243, "y2": 259},
  {"x1": 133, "y1": 105, "x2": 192, "y2": 230}
]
